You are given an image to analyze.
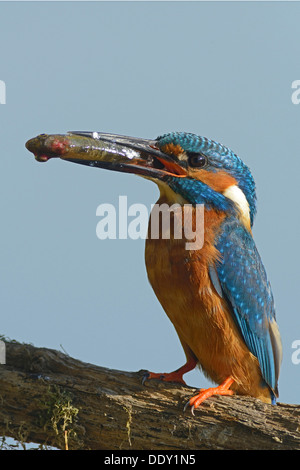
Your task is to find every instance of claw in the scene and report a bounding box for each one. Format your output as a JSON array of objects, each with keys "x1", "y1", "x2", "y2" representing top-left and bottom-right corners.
[
  {"x1": 183, "y1": 377, "x2": 235, "y2": 413},
  {"x1": 184, "y1": 400, "x2": 195, "y2": 416},
  {"x1": 183, "y1": 400, "x2": 191, "y2": 413},
  {"x1": 142, "y1": 372, "x2": 150, "y2": 385}
]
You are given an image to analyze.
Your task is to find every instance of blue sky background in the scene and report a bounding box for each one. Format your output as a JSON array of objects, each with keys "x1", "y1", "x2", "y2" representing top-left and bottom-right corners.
[{"x1": 0, "y1": 1, "x2": 299, "y2": 406}]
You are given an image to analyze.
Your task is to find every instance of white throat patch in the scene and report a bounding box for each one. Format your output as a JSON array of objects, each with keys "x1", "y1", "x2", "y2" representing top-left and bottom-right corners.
[{"x1": 223, "y1": 184, "x2": 251, "y2": 229}]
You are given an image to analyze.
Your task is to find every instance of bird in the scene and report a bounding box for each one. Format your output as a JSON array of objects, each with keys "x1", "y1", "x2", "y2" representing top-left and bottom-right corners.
[{"x1": 25, "y1": 131, "x2": 282, "y2": 411}]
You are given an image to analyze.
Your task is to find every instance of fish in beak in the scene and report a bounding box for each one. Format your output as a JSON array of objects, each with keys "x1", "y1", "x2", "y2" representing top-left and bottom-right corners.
[{"x1": 25, "y1": 131, "x2": 187, "y2": 179}]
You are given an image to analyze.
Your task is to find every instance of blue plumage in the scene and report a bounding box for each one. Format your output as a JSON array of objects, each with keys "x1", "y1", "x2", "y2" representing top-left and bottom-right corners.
[
  {"x1": 157, "y1": 132, "x2": 257, "y2": 225},
  {"x1": 215, "y1": 216, "x2": 280, "y2": 394},
  {"x1": 164, "y1": 175, "x2": 237, "y2": 213}
]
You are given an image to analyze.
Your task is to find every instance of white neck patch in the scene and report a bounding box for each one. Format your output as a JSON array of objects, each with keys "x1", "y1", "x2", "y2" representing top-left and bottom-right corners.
[{"x1": 223, "y1": 184, "x2": 251, "y2": 228}]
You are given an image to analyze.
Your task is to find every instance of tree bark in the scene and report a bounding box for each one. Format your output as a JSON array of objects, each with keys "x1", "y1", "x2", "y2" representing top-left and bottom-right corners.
[{"x1": 0, "y1": 340, "x2": 299, "y2": 450}]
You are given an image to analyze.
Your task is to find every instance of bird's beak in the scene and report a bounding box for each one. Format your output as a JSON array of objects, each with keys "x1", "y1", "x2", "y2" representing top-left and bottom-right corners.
[{"x1": 25, "y1": 131, "x2": 187, "y2": 179}]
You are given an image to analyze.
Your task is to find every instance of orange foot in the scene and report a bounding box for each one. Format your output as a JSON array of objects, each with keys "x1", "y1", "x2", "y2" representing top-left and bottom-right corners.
[
  {"x1": 184, "y1": 377, "x2": 235, "y2": 414},
  {"x1": 142, "y1": 357, "x2": 197, "y2": 386}
]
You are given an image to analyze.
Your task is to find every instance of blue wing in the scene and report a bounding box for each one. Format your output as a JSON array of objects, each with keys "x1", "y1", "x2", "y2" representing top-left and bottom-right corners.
[{"x1": 212, "y1": 218, "x2": 282, "y2": 395}]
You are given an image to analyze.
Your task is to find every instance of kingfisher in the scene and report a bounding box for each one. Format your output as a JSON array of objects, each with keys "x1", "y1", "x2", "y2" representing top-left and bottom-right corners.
[{"x1": 25, "y1": 131, "x2": 282, "y2": 411}]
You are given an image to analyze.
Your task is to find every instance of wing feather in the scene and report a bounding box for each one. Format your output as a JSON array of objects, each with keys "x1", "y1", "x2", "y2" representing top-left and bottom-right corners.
[{"x1": 212, "y1": 218, "x2": 282, "y2": 394}]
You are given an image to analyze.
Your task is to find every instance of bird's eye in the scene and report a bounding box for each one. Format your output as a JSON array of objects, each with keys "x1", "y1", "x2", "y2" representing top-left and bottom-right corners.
[{"x1": 187, "y1": 152, "x2": 207, "y2": 168}]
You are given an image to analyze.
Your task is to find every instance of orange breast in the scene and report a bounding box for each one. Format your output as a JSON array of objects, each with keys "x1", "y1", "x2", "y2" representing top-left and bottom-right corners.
[{"x1": 145, "y1": 197, "x2": 271, "y2": 402}]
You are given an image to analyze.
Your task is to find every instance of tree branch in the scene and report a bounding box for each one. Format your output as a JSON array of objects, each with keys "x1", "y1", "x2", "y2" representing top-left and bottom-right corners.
[{"x1": 0, "y1": 340, "x2": 299, "y2": 450}]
